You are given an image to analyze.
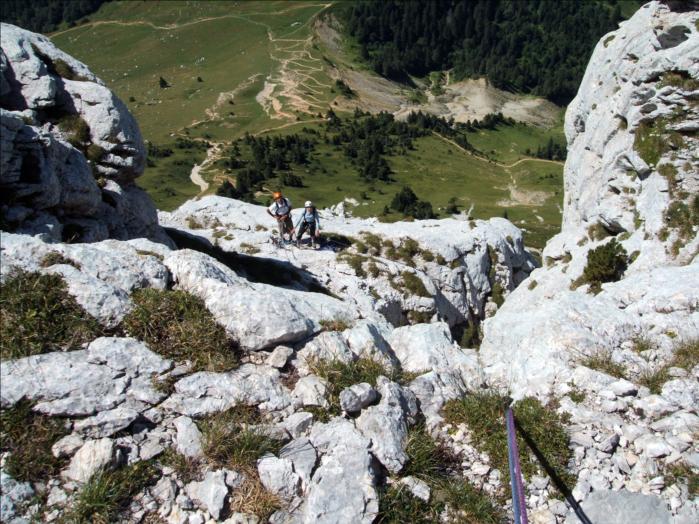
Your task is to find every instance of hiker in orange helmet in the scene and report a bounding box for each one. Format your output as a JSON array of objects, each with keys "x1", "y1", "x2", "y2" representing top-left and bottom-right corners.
[{"x1": 267, "y1": 191, "x2": 294, "y2": 242}]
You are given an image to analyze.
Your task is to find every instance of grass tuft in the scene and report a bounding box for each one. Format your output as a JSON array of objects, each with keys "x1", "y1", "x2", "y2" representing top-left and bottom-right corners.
[
  {"x1": 159, "y1": 448, "x2": 201, "y2": 484},
  {"x1": 0, "y1": 270, "x2": 102, "y2": 360},
  {"x1": 68, "y1": 461, "x2": 159, "y2": 523},
  {"x1": 573, "y1": 239, "x2": 628, "y2": 293},
  {"x1": 308, "y1": 357, "x2": 414, "y2": 415},
  {"x1": 200, "y1": 405, "x2": 282, "y2": 471},
  {"x1": 580, "y1": 349, "x2": 627, "y2": 379},
  {"x1": 0, "y1": 399, "x2": 70, "y2": 483},
  {"x1": 319, "y1": 318, "x2": 351, "y2": 332},
  {"x1": 664, "y1": 462, "x2": 699, "y2": 497},
  {"x1": 443, "y1": 392, "x2": 573, "y2": 496},
  {"x1": 377, "y1": 423, "x2": 505, "y2": 523},
  {"x1": 400, "y1": 271, "x2": 431, "y2": 298},
  {"x1": 122, "y1": 288, "x2": 238, "y2": 372},
  {"x1": 40, "y1": 251, "x2": 81, "y2": 269}
]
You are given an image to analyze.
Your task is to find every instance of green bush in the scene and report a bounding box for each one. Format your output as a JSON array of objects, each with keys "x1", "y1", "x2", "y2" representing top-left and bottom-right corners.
[
  {"x1": 122, "y1": 289, "x2": 237, "y2": 372},
  {"x1": 0, "y1": 270, "x2": 103, "y2": 360},
  {"x1": 576, "y1": 239, "x2": 628, "y2": 293},
  {"x1": 397, "y1": 238, "x2": 420, "y2": 266},
  {"x1": 443, "y1": 393, "x2": 573, "y2": 495},
  {"x1": 0, "y1": 399, "x2": 70, "y2": 482},
  {"x1": 86, "y1": 143, "x2": 105, "y2": 163}
]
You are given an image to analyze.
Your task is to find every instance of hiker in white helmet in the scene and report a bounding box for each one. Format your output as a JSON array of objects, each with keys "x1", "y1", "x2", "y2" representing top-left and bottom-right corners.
[{"x1": 294, "y1": 200, "x2": 321, "y2": 248}]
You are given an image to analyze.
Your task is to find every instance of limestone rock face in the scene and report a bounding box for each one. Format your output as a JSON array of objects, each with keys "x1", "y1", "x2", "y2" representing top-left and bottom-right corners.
[
  {"x1": 0, "y1": 23, "x2": 170, "y2": 245},
  {"x1": 480, "y1": 1, "x2": 699, "y2": 399},
  {"x1": 159, "y1": 195, "x2": 538, "y2": 333}
]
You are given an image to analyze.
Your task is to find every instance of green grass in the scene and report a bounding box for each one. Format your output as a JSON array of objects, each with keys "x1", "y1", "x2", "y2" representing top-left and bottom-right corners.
[
  {"x1": 580, "y1": 349, "x2": 627, "y2": 379},
  {"x1": 200, "y1": 405, "x2": 282, "y2": 471},
  {"x1": 68, "y1": 461, "x2": 159, "y2": 523},
  {"x1": 399, "y1": 271, "x2": 431, "y2": 298},
  {"x1": 52, "y1": 1, "x2": 564, "y2": 249},
  {"x1": 52, "y1": 1, "x2": 333, "y2": 144},
  {"x1": 139, "y1": 142, "x2": 207, "y2": 211},
  {"x1": 0, "y1": 399, "x2": 70, "y2": 483},
  {"x1": 377, "y1": 423, "x2": 505, "y2": 523},
  {"x1": 464, "y1": 118, "x2": 565, "y2": 165},
  {"x1": 443, "y1": 392, "x2": 573, "y2": 497},
  {"x1": 0, "y1": 270, "x2": 103, "y2": 360},
  {"x1": 122, "y1": 288, "x2": 238, "y2": 372}
]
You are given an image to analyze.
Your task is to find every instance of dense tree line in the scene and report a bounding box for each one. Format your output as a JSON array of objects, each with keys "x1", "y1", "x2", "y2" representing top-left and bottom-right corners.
[
  {"x1": 343, "y1": 0, "x2": 629, "y2": 105},
  {"x1": 0, "y1": 0, "x2": 107, "y2": 33},
  {"x1": 529, "y1": 137, "x2": 567, "y2": 161}
]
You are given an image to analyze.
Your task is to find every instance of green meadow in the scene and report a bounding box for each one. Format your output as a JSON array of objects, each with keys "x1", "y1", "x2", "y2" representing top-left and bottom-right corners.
[{"x1": 50, "y1": 1, "x2": 565, "y2": 248}]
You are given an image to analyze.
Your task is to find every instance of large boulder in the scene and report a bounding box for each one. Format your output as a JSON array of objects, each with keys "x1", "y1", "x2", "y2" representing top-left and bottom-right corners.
[{"x1": 0, "y1": 23, "x2": 171, "y2": 245}]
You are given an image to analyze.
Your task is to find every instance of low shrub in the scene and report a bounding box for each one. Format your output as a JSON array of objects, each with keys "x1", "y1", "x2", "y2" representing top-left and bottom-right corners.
[
  {"x1": 0, "y1": 270, "x2": 102, "y2": 360},
  {"x1": 575, "y1": 239, "x2": 628, "y2": 293},
  {"x1": 443, "y1": 392, "x2": 573, "y2": 495},
  {"x1": 240, "y1": 242, "x2": 260, "y2": 255},
  {"x1": 361, "y1": 232, "x2": 383, "y2": 254},
  {"x1": 0, "y1": 399, "x2": 70, "y2": 483},
  {"x1": 122, "y1": 289, "x2": 238, "y2": 372}
]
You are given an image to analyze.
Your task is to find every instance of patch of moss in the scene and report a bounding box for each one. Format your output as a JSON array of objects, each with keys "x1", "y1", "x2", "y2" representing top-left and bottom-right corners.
[{"x1": 57, "y1": 114, "x2": 91, "y2": 148}]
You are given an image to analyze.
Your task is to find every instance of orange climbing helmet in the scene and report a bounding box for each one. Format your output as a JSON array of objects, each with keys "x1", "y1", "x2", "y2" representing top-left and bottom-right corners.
[{"x1": 273, "y1": 191, "x2": 283, "y2": 200}]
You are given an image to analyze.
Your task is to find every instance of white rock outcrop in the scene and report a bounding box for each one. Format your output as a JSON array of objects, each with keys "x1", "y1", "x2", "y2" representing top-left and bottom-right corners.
[
  {"x1": 480, "y1": 2, "x2": 699, "y2": 399},
  {"x1": 159, "y1": 195, "x2": 537, "y2": 333},
  {"x1": 0, "y1": 23, "x2": 171, "y2": 245}
]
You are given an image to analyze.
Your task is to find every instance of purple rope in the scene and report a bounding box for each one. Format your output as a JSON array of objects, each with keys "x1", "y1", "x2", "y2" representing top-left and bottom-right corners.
[{"x1": 506, "y1": 406, "x2": 529, "y2": 524}]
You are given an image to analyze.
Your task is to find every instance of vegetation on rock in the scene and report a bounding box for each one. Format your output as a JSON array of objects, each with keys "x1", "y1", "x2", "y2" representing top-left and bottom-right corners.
[
  {"x1": 122, "y1": 288, "x2": 238, "y2": 372},
  {"x1": 0, "y1": 399, "x2": 70, "y2": 483},
  {"x1": 0, "y1": 270, "x2": 103, "y2": 360},
  {"x1": 443, "y1": 392, "x2": 573, "y2": 496}
]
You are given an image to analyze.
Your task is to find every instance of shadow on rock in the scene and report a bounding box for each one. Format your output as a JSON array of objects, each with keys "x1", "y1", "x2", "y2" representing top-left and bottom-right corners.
[{"x1": 165, "y1": 227, "x2": 334, "y2": 296}]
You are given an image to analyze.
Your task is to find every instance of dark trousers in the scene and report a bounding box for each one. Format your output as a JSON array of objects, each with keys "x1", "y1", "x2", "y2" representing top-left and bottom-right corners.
[{"x1": 297, "y1": 221, "x2": 316, "y2": 241}]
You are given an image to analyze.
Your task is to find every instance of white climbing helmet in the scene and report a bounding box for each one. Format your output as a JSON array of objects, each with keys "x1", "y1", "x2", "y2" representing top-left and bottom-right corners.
[{"x1": 305, "y1": 201, "x2": 313, "y2": 208}]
